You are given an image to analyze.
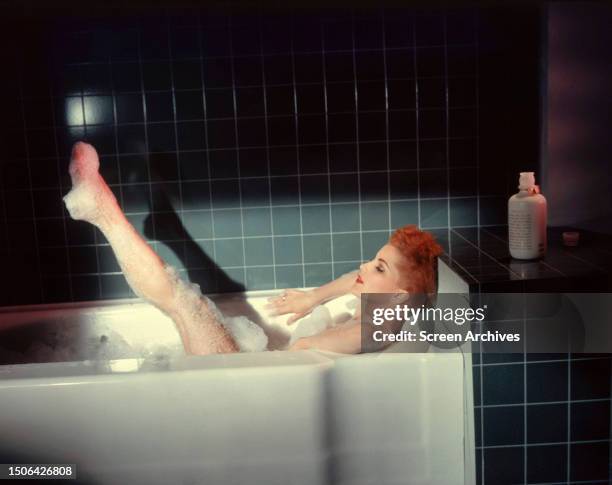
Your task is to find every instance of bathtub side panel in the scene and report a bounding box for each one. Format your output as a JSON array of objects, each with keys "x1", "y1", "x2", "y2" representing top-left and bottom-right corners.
[
  {"x1": 326, "y1": 354, "x2": 465, "y2": 485},
  {"x1": 0, "y1": 366, "x2": 331, "y2": 485}
]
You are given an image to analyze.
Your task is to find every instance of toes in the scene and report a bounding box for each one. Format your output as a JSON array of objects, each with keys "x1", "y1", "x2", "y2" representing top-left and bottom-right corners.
[
  {"x1": 69, "y1": 142, "x2": 100, "y2": 182},
  {"x1": 71, "y1": 141, "x2": 98, "y2": 162}
]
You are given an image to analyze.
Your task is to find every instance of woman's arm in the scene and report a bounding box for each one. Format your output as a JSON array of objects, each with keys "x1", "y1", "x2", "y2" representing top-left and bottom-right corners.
[
  {"x1": 288, "y1": 320, "x2": 362, "y2": 354},
  {"x1": 267, "y1": 270, "x2": 358, "y2": 324},
  {"x1": 310, "y1": 269, "x2": 358, "y2": 305}
]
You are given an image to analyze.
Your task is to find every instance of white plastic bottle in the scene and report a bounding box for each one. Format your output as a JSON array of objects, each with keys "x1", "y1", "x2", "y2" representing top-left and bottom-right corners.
[{"x1": 508, "y1": 172, "x2": 547, "y2": 259}]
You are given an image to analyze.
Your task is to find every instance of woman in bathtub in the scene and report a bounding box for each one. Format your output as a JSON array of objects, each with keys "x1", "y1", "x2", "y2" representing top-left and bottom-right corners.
[{"x1": 63, "y1": 142, "x2": 443, "y2": 355}]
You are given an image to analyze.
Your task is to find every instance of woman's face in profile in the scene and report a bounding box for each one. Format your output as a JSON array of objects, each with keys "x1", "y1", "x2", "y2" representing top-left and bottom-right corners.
[{"x1": 350, "y1": 244, "x2": 409, "y2": 297}]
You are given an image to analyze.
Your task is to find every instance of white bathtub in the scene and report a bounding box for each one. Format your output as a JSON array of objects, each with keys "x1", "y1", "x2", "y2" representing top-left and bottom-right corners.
[{"x1": 0, "y1": 260, "x2": 475, "y2": 485}]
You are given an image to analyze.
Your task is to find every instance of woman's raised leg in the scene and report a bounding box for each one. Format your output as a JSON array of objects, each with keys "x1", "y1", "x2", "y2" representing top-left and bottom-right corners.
[{"x1": 63, "y1": 142, "x2": 238, "y2": 355}]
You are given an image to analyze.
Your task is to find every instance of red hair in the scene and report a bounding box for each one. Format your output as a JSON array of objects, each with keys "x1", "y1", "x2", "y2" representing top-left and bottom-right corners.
[{"x1": 389, "y1": 225, "x2": 444, "y2": 295}]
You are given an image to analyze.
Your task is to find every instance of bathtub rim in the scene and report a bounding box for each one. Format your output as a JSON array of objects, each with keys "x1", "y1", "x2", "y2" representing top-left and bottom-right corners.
[
  {"x1": 1, "y1": 258, "x2": 461, "y2": 316},
  {"x1": 0, "y1": 287, "x2": 301, "y2": 316}
]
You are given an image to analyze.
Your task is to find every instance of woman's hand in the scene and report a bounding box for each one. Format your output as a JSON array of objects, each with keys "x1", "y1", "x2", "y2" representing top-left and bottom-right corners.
[{"x1": 266, "y1": 289, "x2": 319, "y2": 325}]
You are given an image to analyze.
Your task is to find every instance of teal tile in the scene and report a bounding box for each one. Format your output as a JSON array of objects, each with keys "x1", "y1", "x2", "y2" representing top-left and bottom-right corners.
[
  {"x1": 333, "y1": 233, "x2": 361, "y2": 262},
  {"x1": 188, "y1": 268, "x2": 217, "y2": 293},
  {"x1": 246, "y1": 266, "x2": 275, "y2": 290},
  {"x1": 360, "y1": 172, "x2": 388, "y2": 201},
  {"x1": 302, "y1": 204, "x2": 331, "y2": 234},
  {"x1": 72, "y1": 275, "x2": 100, "y2": 301},
  {"x1": 214, "y1": 238, "x2": 244, "y2": 266},
  {"x1": 213, "y1": 209, "x2": 243, "y2": 238},
  {"x1": 362, "y1": 231, "x2": 390, "y2": 259},
  {"x1": 244, "y1": 237, "x2": 274, "y2": 266},
  {"x1": 420, "y1": 199, "x2": 448, "y2": 228},
  {"x1": 274, "y1": 235, "x2": 302, "y2": 265},
  {"x1": 149, "y1": 241, "x2": 160, "y2": 254},
  {"x1": 122, "y1": 183, "x2": 150, "y2": 212},
  {"x1": 390, "y1": 200, "x2": 419, "y2": 228},
  {"x1": 303, "y1": 234, "x2": 332, "y2": 263},
  {"x1": 331, "y1": 203, "x2": 360, "y2": 232},
  {"x1": 98, "y1": 245, "x2": 120, "y2": 273},
  {"x1": 272, "y1": 206, "x2": 301, "y2": 235},
  {"x1": 243, "y1": 208, "x2": 272, "y2": 236},
  {"x1": 211, "y1": 179, "x2": 240, "y2": 209},
  {"x1": 271, "y1": 176, "x2": 300, "y2": 205},
  {"x1": 275, "y1": 264, "x2": 304, "y2": 289},
  {"x1": 181, "y1": 181, "x2": 210, "y2": 210},
  {"x1": 419, "y1": 169, "x2": 448, "y2": 198},
  {"x1": 390, "y1": 170, "x2": 418, "y2": 199},
  {"x1": 126, "y1": 213, "x2": 149, "y2": 239},
  {"x1": 182, "y1": 210, "x2": 213, "y2": 239},
  {"x1": 450, "y1": 167, "x2": 478, "y2": 197},
  {"x1": 480, "y1": 196, "x2": 506, "y2": 225},
  {"x1": 361, "y1": 201, "x2": 389, "y2": 230},
  {"x1": 450, "y1": 197, "x2": 478, "y2": 227},
  {"x1": 333, "y1": 262, "x2": 359, "y2": 279},
  {"x1": 101, "y1": 274, "x2": 132, "y2": 299},
  {"x1": 184, "y1": 239, "x2": 215, "y2": 267},
  {"x1": 301, "y1": 175, "x2": 329, "y2": 204},
  {"x1": 305, "y1": 263, "x2": 333, "y2": 287},
  {"x1": 157, "y1": 242, "x2": 185, "y2": 270},
  {"x1": 221, "y1": 267, "x2": 246, "y2": 287},
  {"x1": 241, "y1": 177, "x2": 270, "y2": 207},
  {"x1": 330, "y1": 173, "x2": 359, "y2": 202}
]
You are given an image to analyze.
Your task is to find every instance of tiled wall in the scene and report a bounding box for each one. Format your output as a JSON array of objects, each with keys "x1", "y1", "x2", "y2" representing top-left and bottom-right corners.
[
  {"x1": 441, "y1": 227, "x2": 611, "y2": 484},
  {"x1": 3, "y1": 7, "x2": 604, "y2": 485},
  {"x1": 474, "y1": 350, "x2": 611, "y2": 484},
  {"x1": 472, "y1": 291, "x2": 611, "y2": 485},
  {"x1": 0, "y1": 5, "x2": 539, "y2": 306}
]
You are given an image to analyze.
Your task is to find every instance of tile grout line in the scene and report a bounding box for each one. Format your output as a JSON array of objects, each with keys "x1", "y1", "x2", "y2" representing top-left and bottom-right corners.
[
  {"x1": 567, "y1": 339, "x2": 571, "y2": 484},
  {"x1": 476, "y1": 396, "x2": 611, "y2": 408},
  {"x1": 320, "y1": 15, "x2": 335, "y2": 280},
  {"x1": 33, "y1": 226, "x2": 505, "y2": 249},
  {"x1": 22, "y1": 105, "x2": 481, "y2": 127},
  {"x1": 483, "y1": 225, "x2": 611, "y2": 277},
  {"x1": 475, "y1": 9, "x2": 482, "y2": 231},
  {"x1": 19, "y1": 135, "x2": 481, "y2": 161},
  {"x1": 108, "y1": 54, "x2": 126, "y2": 234},
  {"x1": 443, "y1": 14, "x2": 452, "y2": 234},
  {"x1": 451, "y1": 228, "x2": 523, "y2": 279},
  {"x1": 477, "y1": 437, "x2": 611, "y2": 450},
  {"x1": 48, "y1": 66, "x2": 75, "y2": 302},
  {"x1": 479, "y1": 289, "x2": 485, "y2": 484},
  {"x1": 136, "y1": 13, "x2": 158, "y2": 288},
  {"x1": 58, "y1": 41, "x2": 481, "y2": 61},
  {"x1": 227, "y1": 12, "x2": 248, "y2": 289},
  {"x1": 257, "y1": 11, "x2": 277, "y2": 289},
  {"x1": 166, "y1": 12, "x2": 188, "y2": 281},
  {"x1": 289, "y1": 13, "x2": 306, "y2": 289},
  {"x1": 482, "y1": 227, "x2": 567, "y2": 277},
  {"x1": 411, "y1": 15, "x2": 422, "y2": 229},
  {"x1": 76, "y1": 69, "x2": 104, "y2": 300},
  {"x1": 523, "y1": 289, "x2": 528, "y2": 484},
  {"x1": 350, "y1": 9, "x2": 364, "y2": 263},
  {"x1": 381, "y1": 10, "x2": 392, "y2": 239},
  {"x1": 12, "y1": 207, "x2": 498, "y2": 224},
  {"x1": 478, "y1": 356, "x2": 609, "y2": 367},
  {"x1": 10, "y1": 167, "x2": 481, "y2": 189},
  {"x1": 196, "y1": 10, "x2": 218, "y2": 292}
]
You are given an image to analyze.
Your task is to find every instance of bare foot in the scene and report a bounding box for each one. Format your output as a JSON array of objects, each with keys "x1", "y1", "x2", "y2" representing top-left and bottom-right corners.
[{"x1": 63, "y1": 142, "x2": 116, "y2": 226}]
